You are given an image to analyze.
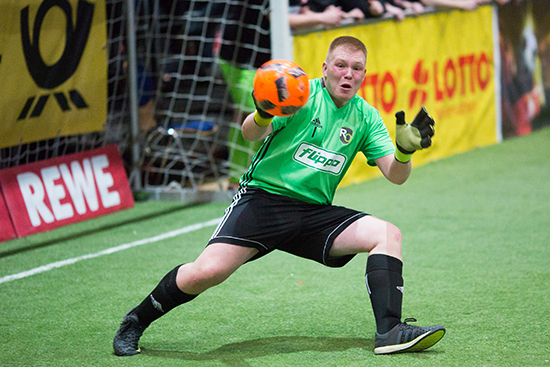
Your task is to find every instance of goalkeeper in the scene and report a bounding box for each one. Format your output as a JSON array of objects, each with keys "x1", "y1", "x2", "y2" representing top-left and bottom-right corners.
[{"x1": 114, "y1": 36, "x2": 444, "y2": 356}]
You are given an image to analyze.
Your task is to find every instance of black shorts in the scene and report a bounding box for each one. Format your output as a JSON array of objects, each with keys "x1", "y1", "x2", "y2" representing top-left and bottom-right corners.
[{"x1": 208, "y1": 187, "x2": 368, "y2": 267}]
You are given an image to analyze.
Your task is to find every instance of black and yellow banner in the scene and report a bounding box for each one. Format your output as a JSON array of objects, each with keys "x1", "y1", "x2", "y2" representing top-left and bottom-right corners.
[
  {"x1": 294, "y1": 6, "x2": 498, "y2": 186},
  {"x1": 0, "y1": 0, "x2": 107, "y2": 148}
]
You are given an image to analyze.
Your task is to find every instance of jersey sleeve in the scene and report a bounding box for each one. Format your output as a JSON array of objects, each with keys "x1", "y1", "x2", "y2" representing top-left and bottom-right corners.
[{"x1": 361, "y1": 110, "x2": 395, "y2": 166}]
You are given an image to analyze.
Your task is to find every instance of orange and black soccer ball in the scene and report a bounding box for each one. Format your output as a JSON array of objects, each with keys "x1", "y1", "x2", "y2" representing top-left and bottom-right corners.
[{"x1": 253, "y1": 59, "x2": 310, "y2": 117}]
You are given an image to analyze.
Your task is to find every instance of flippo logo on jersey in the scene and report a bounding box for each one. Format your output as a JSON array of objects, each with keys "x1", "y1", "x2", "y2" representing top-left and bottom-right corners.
[
  {"x1": 293, "y1": 143, "x2": 347, "y2": 175},
  {"x1": 340, "y1": 127, "x2": 353, "y2": 145}
]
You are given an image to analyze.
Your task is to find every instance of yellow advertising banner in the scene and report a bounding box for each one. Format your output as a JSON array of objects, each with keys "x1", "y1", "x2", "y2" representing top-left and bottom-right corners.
[
  {"x1": 0, "y1": 0, "x2": 107, "y2": 148},
  {"x1": 294, "y1": 6, "x2": 498, "y2": 186}
]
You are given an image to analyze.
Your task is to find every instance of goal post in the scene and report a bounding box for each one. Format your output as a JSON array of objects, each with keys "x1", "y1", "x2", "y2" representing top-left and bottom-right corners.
[{"x1": 269, "y1": 0, "x2": 293, "y2": 61}]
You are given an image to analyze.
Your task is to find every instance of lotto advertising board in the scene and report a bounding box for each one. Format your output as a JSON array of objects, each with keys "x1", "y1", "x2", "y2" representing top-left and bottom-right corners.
[
  {"x1": 294, "y1": 6, "x2": 498, "y2": 186},
  {"x1": 0, "y1": 145, "x2": 134, "y2": 239},
  {"x1": 0, "y1": 0, "x2": 107, "y2": 149}
]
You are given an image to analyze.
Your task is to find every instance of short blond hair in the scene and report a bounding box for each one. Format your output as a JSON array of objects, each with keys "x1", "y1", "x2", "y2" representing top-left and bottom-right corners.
[{"x1": 327, "y1": 36, "x2": 367, "y2": 62}]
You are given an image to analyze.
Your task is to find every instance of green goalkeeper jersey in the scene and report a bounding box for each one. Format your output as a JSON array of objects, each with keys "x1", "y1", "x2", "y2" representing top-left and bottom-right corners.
[{"x1": 240, "y1": 78, "x2": 395, "y2": 205}]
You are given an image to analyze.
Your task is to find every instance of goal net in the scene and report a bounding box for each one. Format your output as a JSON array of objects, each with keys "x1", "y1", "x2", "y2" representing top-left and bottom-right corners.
[
  {"x1": 1, "y1": 0, "x2": 274, "y2": 202},
  {"x1": 127, "y1": 0, "x2": 272, "y2": 199}
]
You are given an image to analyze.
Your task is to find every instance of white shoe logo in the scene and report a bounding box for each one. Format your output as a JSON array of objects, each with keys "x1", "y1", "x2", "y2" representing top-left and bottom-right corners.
[
  {"x1": 365, "y1": 275, "x2": 371, "y2": 295},
  {"x1": 396, "y1": 286, "x2": 404, "y2": 294},
  {"x1": 150, "y1": 295, "x2": 164, "y2": 313}
]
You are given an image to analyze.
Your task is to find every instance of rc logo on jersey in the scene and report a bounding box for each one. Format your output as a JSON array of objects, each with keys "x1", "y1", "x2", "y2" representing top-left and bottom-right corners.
[
  {"x1": 340, "y1": 127, "x2": 353, "y2": 144},
  {"x1": 293, "y1": 143, "x2": 347, "y2": 175}
]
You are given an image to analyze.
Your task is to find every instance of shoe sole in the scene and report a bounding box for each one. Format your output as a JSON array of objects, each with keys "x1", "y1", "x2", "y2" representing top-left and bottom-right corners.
[
  {"x1": 114, "y1": 347, "x2": 141, "y2": 357},
  {"x1": 374, "y1": 328, "x2": 445, "y2": 355}
]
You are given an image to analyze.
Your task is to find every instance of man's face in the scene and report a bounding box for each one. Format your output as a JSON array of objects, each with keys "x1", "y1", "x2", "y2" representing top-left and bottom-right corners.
[{"x1": 322, "y1": 46, "x2": 366, "y2": 108}]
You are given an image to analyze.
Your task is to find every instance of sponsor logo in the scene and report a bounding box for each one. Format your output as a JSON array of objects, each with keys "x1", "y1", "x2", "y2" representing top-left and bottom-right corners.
[
  {"x1": 310, "y1": 117, "x2": 322, "y2": 137},
  {"x1": 18, "y1": 0, "x2": 95, "y2": 120},
  {"x1": 365, "y1": 274, "x2": 371, "y2": 295},
  {"x1": 340, "y1": 127, "x2": 353, "y2": 144},
  {"x1": 0, "y1": 145, "x2": 134, "y2": 238},
  {"x1": 359, "y1": 52, "x2": 492, "y2": 113},
  {"x1": 293, "y1": 143, "x2": 346, "y2": 175},
  {"x1": 16, "y1": 154, "x2": 121, "y2": 226},
  {"x1": 310, "y1": 117, "x2": 322, "y2": 128},
  {"x1": 150, "y1": 295, "x2": 164, "y2": 313}
]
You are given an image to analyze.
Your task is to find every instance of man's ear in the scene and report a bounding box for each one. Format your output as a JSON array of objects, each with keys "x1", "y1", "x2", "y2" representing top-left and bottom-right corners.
[{"x1": 322, "y1": 61, "x2": 328, "y2": 78}]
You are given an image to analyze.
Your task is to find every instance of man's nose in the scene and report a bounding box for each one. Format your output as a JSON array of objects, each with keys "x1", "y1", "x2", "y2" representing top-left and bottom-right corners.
[{"x1": 344, "y1": 68, "x2": 353, "y2": 78}]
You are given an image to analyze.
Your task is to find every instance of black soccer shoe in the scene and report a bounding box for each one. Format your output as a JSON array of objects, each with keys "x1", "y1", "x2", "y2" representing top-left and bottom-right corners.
[
  {"x1": 374, "y1": 318, "x2": 445, "y2": 355},
  {"x1": 113, "y1": 309, "x2": 145, "y2": 356}
]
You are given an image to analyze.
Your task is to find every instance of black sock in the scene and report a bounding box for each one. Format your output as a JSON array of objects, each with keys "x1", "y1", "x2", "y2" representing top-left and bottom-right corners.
[
  {"x1": 365, "y1": 254, "x2": 403, "y2": 334},
  {"x1": 133, "y1": 264, "x2": 197, "y2": 328}
]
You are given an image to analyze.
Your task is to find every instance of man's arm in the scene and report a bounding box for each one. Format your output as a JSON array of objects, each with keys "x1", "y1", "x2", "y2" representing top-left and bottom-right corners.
[
  {"x1": 288, "y1": 5, "x2": 345, "y2": 32},
  {"x1": 242, "y1": 91, "x2": 276, "y2": 141},
  {"x1": 375, "y1": 154, "x2": 411, "y2": 185},
  {"x1": 242, "y1": 112, "x2": 274, "y2": 141},
  {"x1": 421, "y1": 0, "x2": 478, "y2": 11}
]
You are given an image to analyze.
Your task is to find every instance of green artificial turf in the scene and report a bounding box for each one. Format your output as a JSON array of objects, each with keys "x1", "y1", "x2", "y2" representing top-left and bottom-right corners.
[{"x1": 1, "y1": 127, "x2": 549, "y2": 367}]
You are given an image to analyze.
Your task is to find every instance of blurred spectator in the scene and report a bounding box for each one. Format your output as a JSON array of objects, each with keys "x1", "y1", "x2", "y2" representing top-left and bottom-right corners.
[
  {"x1": 498, "y1": 0, "x2": 550, "y2": 137},
  {"x1": 381, "y1": 1, "x2": 407, "y2": 20},
  {"x1": 419, "y1": 0, "x2": 479, "y2": 11},
  {"x1": 289, "y1": 3, "x2": 349, "y2": 31},
  {"x1": 307, "y1": 0, "x2": 428, "y2": 21},
  {"x1": 386, "y1": 0, "x2": 425, "y2": 16},
  {"x1": 307, "y1": 0, "x2": 385, "y2": 20}
]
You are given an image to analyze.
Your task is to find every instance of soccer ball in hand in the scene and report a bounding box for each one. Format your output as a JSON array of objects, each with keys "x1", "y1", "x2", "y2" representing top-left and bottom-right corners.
[{"x1": 253, "y1": 59, "x2": 310, "y2": 117}]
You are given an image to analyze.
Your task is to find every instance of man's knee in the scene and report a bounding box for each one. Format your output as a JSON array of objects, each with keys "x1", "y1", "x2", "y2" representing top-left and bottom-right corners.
[
  {"x1": 383, "y1": 222, "x2": 402, "y2": 257},
  {"x1": 387, "y1": 223, "x2": 402, "y2": 247},
  {"x1": 362, "y1": 220, "x2": 403, "y2": 258},
  {"x1": 178, "y1": 262, "x2": 232, "y2": 292}
]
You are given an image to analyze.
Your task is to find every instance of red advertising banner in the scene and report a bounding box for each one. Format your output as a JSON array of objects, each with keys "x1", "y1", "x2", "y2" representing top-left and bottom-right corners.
[
  {"x1": 0, "y1": 145, "x2": 134, "y2": 237},
  {"x1": 0, "y1": 188, "x2": 17, "y2": 242}
]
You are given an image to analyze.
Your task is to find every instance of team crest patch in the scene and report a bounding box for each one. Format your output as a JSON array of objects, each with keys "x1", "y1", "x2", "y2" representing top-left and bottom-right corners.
[{"x1": 340, "y1": 127, "x2": 353, "y2": 144}]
